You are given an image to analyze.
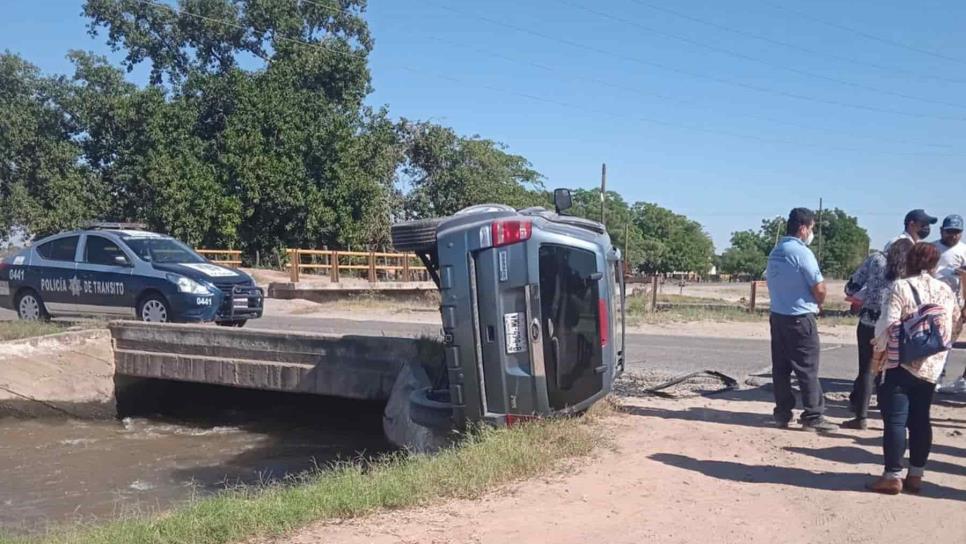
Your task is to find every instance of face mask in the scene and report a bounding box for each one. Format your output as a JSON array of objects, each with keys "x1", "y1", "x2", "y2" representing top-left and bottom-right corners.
[
  {"x1": 805, "y1": 230, "x2": 815, "y2": 246},
  {"x1": 917, "y1": 225, "x2": 931, "y2": 240}
]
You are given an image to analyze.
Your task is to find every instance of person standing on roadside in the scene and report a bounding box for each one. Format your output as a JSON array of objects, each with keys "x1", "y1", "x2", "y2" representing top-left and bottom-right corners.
[
  {"x1": 842, "y1": 248, "x2": 889, "y2": 429},
  {"x1": 933, "y1": 215, "x2": 966, "y2": 394},
  {"x1": 867, "y1": 243, "x2": 959, "y2": 495},
  {"x1": 884, "y1": 209, "x2": 937, "y2": 251},
  {"x1": 766, "y1": 208, "x2": 836, "y2": 432}
]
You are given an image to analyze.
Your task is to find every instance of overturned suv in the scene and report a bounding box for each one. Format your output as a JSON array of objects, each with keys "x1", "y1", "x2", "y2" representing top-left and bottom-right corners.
[
  {"x1": 0, "y1": 223, "x2": 263, "y2": 326},
  {"x1": 384, "y1": 190, "x2": 625, "y2": 450}
]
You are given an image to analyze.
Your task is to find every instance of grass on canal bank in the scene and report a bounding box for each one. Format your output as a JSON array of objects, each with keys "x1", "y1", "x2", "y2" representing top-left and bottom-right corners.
[
  {"x1": 9, "y1": 407, "x2": 607, "y2": 544},
  {"x1": 0, "y1": 321, "x2": 70, "y2": 342}
]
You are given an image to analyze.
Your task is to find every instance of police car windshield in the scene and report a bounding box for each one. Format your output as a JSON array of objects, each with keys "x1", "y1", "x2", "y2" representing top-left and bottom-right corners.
[{"x1": 121, "y1": 237, "x2": 205, "y2": 264}]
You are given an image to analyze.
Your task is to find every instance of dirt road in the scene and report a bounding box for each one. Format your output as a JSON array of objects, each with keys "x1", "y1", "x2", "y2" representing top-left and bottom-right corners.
[{"x1": 273, "y1": 389, "x2": 966, "y2": 544}]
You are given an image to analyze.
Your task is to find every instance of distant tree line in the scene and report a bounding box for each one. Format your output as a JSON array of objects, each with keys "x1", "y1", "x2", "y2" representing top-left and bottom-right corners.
[{"x1": 719, "y1": 210, "x2": 869, "y2": 279}]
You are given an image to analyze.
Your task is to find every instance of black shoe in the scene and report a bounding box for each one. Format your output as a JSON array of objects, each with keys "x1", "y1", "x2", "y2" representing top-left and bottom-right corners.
[
  {"x1": 840, "y1": 418, "x2": 868, "y2": 430},
  {"x1": 801, "y1": 419, "x2": 838, "y2": 432}
]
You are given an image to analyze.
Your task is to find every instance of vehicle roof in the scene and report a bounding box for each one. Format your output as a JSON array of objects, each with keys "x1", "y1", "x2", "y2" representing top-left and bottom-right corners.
[{"x1": 31, "y1": 228, "x2": 173, "y2": 245}]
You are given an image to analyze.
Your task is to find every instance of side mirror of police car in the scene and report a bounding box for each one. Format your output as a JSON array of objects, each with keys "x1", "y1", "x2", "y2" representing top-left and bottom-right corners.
[
  {"x1": 554, "y1": 188, "x2": 573, "y2": 215},
  {"x1": 114, "y1": 255, "x2": 131, "y2": 267}
]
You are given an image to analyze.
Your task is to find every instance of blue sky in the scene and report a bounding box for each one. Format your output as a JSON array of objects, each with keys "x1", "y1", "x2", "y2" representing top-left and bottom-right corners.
[{"x1": 5, "y1": 1, "x2": 966, "y2": 251}]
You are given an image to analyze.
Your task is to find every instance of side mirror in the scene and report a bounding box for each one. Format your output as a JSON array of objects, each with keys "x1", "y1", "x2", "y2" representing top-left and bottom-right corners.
[
  {"x1": 114, "y1": 255, "x2": 131, "y2": 267},
  {"x1": 554, "y1": 188, "x2": 573, "y2": 214}
]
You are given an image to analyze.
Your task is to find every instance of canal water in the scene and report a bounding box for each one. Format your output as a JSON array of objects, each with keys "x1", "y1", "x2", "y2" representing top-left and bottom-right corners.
[{"x1": 0, "y1": 382, "x2": 391, "y2": 535}]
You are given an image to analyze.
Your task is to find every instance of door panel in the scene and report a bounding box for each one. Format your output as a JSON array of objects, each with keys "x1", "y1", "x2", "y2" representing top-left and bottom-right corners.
[{"x1": 76, "y1": 235, "x2": 136, "y2": 316}]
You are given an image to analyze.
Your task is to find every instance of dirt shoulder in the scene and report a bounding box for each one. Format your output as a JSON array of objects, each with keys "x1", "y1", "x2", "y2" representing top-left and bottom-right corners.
[{"x1": 273, "y1": 389, "x2": 966, "y2": 544}]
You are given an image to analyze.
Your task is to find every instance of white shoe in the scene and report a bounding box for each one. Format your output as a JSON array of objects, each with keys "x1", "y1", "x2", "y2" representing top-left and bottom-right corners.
[{"x1": 937, "y1": 376, "x2": 966, "y2": 394}]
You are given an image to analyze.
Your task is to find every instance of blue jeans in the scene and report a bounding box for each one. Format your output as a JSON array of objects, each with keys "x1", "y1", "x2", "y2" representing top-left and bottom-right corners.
[{"x1": 878, "y1": 366, "x2": 935, "y2": 474}]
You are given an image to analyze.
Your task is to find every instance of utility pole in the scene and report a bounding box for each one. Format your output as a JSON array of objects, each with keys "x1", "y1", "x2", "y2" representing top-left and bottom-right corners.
[
  {"x1": 600, "y1": 163, "x2": 607, "y2": 226},
  {"x1": 623, "y1": 223, "x2": 630, "y2": 275},
  {"x1": 817, "y1": 198, "x2": 824, "y2": 262}
]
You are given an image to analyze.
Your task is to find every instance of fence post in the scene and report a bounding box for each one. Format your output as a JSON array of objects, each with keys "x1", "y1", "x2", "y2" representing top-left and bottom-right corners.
[
  {"x1": 330, "y1": 251, "x2": 339, "y2": 283},
  {"x1": 749, "y1": 281, "x2": 758, "y2": 313},
  {"x1": 402, "y1": 254, "x2": 411, "y2": 282},
  {"x1": 650, "y1": 275, "x2": 659, "y2": 313},
  {"x1": 368, "y1": 251, "x2": 377, "y2": 282},
  {"x1": 289, "y1": 249, "x2": 300, "y2": 283}
]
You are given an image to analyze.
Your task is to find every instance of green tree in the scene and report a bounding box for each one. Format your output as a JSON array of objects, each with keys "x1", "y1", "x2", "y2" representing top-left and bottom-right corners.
[
  {"x1": 0, "y1": 53, "x2": 108, "y2": 240},
  {"x1": 399, "y1": 121, "x2": 545, "y2": 219},
  {"x1": 631, "y1": 203, "x2": 715, "y2": 274},
  {"x1": 816, "y1": 208, "x2": 869, "y2": 278},
  {"x1": 719, "y1": 231, "x2": 768, "y2": 278}
]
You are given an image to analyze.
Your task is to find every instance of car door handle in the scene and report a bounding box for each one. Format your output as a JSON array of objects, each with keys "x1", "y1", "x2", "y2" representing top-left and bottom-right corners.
[{"x1": 551, "y1": 337, "x2": 562, "y2": 389}]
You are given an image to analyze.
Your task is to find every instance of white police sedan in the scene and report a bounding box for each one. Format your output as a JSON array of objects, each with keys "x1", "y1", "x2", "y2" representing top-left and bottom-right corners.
[{"x1": 0, "y1": 224, "x2": 263, "y2": 326}]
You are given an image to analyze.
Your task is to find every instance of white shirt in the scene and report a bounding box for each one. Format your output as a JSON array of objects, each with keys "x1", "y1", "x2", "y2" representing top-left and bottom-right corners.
[
  {"x1": 933, "y1": 240, "x2": 966, "y2": 302},
  {"x1": 884, "y1": 232, "x2": 915, "y2": 251}
]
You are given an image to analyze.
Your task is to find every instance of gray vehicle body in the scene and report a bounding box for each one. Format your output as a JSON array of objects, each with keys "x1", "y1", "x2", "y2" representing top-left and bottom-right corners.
[{"x1": 407, "y1": 204, "x2": 625, "y2": 430}]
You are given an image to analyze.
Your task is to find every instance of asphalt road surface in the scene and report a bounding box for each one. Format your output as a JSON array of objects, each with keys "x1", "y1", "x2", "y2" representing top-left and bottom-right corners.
[{"x1": 3, "y1": 309, "x2": 964, "y2": 389}]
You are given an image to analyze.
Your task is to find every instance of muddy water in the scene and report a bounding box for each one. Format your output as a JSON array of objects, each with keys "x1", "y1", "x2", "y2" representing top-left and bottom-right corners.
[{"x1": 0, "y1": 382, "x2": 391, "y2": 535}]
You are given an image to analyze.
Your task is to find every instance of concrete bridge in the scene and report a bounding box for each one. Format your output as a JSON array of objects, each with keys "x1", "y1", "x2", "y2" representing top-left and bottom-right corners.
[{"x1": 111, "y1": 322, "x2": 442, "y2": 401}]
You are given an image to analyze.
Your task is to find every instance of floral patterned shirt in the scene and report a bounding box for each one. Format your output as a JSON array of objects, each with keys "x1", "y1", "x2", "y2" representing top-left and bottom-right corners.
[
  {"x1": 845, "y1": 252, "x2": 889, "y2": 327},
  {"x1": 874, "y1": 272, "x2": 960, "y2": 383}
]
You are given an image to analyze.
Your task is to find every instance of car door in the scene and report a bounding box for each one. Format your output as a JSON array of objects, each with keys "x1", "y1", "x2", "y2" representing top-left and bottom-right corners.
[
  {"x1": 77, "y1": 234, "x2": 136, "y2": 317},
  {"x1": 33, "y1": 235, "x2": 80, "y2": 315}
]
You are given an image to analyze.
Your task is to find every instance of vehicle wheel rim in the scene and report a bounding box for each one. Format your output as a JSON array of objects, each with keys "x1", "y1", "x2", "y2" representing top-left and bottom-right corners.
[
  {"x1": 19, "y1": 295, "x2": 41, "y2": 320},
  {"x1": 141, "y1": 300, "x2": 168, "y2": 322}
]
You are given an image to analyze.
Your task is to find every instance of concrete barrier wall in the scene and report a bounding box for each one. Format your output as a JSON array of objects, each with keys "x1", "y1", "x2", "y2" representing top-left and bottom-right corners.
[
  {"x1": 111, "y1": 322, "x2": 442, "y2": 401},
  {"x1": 0, "y1": 329, "x2": 115, "y2": 418}
]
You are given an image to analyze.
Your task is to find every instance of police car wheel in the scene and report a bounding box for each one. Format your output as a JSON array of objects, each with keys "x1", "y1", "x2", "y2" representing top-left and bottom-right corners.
[
  {"x1": 16, "y1": 290, "x2": 48, "y2": 321},
  {"x1": 138, "y1": 295, "x2": 171, "y2": 323}
]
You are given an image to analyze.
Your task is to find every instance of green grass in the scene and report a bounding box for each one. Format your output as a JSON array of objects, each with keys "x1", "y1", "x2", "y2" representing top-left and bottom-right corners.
[
  {"x1": 8, "y1": 414, "x2": 603, "y2": 544},
  {"x1": 0, "y1": 321, "x2": 70, "y2": 342},
  {"x1": 626, "y1": 295, "x2": 859, "y2": 326}
]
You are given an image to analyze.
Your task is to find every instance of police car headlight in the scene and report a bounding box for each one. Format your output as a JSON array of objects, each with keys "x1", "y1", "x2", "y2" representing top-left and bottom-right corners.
[{"x1": 167, "y1": 274, "x2": 212, "y2": 295}]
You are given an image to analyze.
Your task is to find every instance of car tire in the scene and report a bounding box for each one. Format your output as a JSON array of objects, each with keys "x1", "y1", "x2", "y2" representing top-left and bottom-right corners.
[
  {"x1": 137, "y1": 294, "x2": 172, "y2": 323},
  {"x1": 409, "y1": 387, "x2": 454, "y2": 429},
  {"x1": 391, "y1": 218, "x2": 442, "y2": 253},
  {"x1": 15, "y1": 289, "x2": 49, "y2": 321},
  {"x1": 383, "y1": 362, "x2": 453, "y2": 453},
  {"x1": 216, "y1": 320, "x2": 247, "y2": 328}
]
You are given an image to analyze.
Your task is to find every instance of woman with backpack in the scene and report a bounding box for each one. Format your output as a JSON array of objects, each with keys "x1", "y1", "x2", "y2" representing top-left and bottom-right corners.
[{"x1": 867, "y1": 242, "x2": 960, "y2": 495}]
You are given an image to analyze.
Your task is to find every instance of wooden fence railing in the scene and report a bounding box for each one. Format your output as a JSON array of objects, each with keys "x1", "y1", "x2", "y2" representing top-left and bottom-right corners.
[
  {"x1": 285, "y1": 249, "x2": 428, "y2": 283},
  {"x1": 196, "y1": 249, "x2": 242, "y2": 267}
]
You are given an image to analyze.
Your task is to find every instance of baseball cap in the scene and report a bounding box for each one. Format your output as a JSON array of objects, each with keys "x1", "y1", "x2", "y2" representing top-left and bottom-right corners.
[
  {"x1": 941, "y1": 214, "x2": 964, "y2": 232},
  {"x1": 904, "y1": 209, "x2": 938, "y2": 226}
]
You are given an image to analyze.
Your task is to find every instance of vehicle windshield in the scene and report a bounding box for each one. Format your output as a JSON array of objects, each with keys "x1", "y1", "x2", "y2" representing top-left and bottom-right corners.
[{"x1": 121, "y1": 237, "x2": 205, "y2": 264}]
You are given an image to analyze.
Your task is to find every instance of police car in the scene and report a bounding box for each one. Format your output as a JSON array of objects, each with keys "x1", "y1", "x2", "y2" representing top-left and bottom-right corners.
[{"x1": 0, "y1": 223, "x2": 263, "y2": 326}]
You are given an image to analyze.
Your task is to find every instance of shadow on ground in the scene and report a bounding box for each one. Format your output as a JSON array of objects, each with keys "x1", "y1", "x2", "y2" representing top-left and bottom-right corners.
[{"x1": 648, "y1": 453, "x2": 966, "y2": 501}]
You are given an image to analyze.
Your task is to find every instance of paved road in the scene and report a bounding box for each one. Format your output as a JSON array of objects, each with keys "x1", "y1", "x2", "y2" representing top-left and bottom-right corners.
[{"x1": 4, "y1": 308, "x2": 964, "y2": 389}]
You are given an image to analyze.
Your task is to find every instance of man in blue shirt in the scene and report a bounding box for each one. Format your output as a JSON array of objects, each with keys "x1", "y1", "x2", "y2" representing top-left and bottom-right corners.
[{"x1": 766, "y1": 208, "x2": 836, "y2": 431}]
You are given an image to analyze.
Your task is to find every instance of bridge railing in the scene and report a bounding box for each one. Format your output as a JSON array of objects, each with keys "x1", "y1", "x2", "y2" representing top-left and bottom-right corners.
[{"x1": 285, "y1": 249, "x2": 428, "y2": 283}]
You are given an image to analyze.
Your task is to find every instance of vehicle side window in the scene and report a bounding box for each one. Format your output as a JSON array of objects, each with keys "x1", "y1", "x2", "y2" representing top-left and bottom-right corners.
[
  {"x1": 36, "y1": 236, "x2": 80, "y2": 262},
  {"x1": 86, "y1": 236, "x2": 126, "y2": 266}
]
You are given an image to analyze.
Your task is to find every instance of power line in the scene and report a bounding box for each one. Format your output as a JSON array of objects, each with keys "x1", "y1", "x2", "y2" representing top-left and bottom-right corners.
[
  {"x1": 428, "y1": 35, "x2": 956, "y2": 150},
  {"x1": 628, "y1": 0, "x2": 966, "y2": 86},
  {"x1": 559, "y1": 0, "x2": 966, "y2": 110},
  {"x1": 760, "y1": 0, "x2": 966, "y2": 65},
  {"x1": 129, "y1": 1, "x2": 966, "y2": 156},
  {"x1": 424, "y1": 1, "x2": 966, "y2": 122}
]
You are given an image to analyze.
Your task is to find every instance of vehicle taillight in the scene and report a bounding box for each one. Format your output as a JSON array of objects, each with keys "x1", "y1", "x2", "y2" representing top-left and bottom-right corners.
[
  {"x1": 491, "y1": 220, "x2": 532, "y2": 247},
  {"x1": 598, "y1": 299, "x2": 609, "y2": 347}
]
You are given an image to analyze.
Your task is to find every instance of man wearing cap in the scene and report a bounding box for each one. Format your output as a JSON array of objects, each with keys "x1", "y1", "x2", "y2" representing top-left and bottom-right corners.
[
  {"x1": 884, "y1": 209, "x2": 938, "y2": 251},
  {"x1": 933, "y1": 214, "x2": 966, "y2": 394}
]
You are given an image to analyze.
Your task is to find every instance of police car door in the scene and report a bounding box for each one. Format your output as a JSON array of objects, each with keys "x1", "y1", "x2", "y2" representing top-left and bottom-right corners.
[
  {"x1": 77, "y1": 234, "x2": 135, "y2": 316},
  {"x1": 33, "y1": 235, "x2": 81, "y2": 315}
]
